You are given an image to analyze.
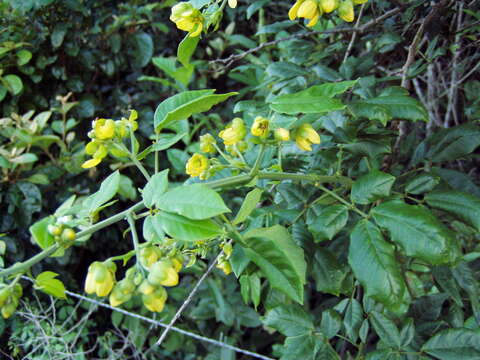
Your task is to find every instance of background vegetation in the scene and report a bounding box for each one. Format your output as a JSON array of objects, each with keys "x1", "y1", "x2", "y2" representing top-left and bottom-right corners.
[{"x1": 0, "y1": 0, "x2": 479, "y2": 359}]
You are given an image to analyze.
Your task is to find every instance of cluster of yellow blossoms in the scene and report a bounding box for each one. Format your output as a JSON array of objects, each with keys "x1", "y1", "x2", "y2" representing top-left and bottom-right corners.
[
  {"x1": 185, "y1": 116, "x2": 321, "y2": 179},
  {"x1": 0, "y1": 283, "x2": 22, "y2": 319},
  {"x1": 84, "y1": 247, "x2": 183, "y2": 313},
  {"x1": 82, "y1": 110, "x2": 139, "y2": 169},
  {"x1": 289, "y1": 0, "x2": 368, "y2": 26}
]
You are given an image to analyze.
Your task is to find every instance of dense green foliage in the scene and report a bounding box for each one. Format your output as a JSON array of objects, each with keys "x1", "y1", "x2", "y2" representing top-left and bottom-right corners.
[{"x1": 1, "y1": 0, "x2": 480, "y2": 359}]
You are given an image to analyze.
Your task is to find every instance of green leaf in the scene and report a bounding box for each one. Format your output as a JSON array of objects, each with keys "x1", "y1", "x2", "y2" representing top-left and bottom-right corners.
[
  {"x1": 131, "y1": 32, "x2": 153, "y2": 68},
  {"x1": 312, "y1": 248, "x2": 348, "y2": 296},
  {"x1": 308, "y1": 204, "x2": 349, "y2": 241},
  {"x1": 143, "y1": 215, "x2": 165, "y2": 242},
  {"x1": 281, "y1": 333, "x2": 339, "y2": 360},
  {"x1": 156, "y1": 184, "x2": 230, "y2": 220},
  {"x1": 35, "y1": 271, "x2": 67, "y2": 299},
  {"x1": 244, "y1": 225, "x2": 306, "y2": 303},
  {"x1": 230, "y1": 244, "x2": 250, "y2": 277},
  {"x1": 152, "y1": 212, "x2": 222, "y2": 242},
  {"x1": 343, "y1": 299, "x2": 363, "y2": 342},
  {"x1": 85, "y1": 171, "x2": 121, "y2": 214},
  {"x1": 422, "y1": 328, "x2": 480, "y2": 360},
  {"x1": 348, "y1": 220, "x2": 409, "y2": 313},
  {"x1": 399, "y1": 318, "x2": 415, "y2": 347},
  {"x1": 152, "y1": 132, "x2": 187, "y2": 152},
  {"x1": 351, "y1": 170, "x2": 395, "y2": 204},
  {"x1": 9, "y1": 153, "x2": 38, "y2": 164},
  {"x1": 250, "y1": 273, "x2": 261, "y2": 309},
  {"x1": 269, "y1": 85, "x2": 346, "y2": 115},
  {"x1": 0, "y1": 84, "x2": 7, "y2": 101},
  {"x1": 29, "y1": 216, "x2": 55, "y2": 250},
  {"x1": 425, "y1": 190, "x2": 480, "y2": 232},
  {"x1": 405, "y1": 174, "x2": 440, "y2": 194},
  {"x1": 426, "y1": 124, "x2": 480, "y2": 162},
  {"x1": 369, "y1": 311, "x2": 401, "y2": 348},
  {"x1": 141, "y1": 170, "x2": 169, "y2": 208},
  {"x1": 372, "y1": 201, "x2": 460, "y2": 265},
  {"x1": 350, "y1": 87, "x2": 428, "y2": 124},
  {"x1": 177, "y1": 34, "x2": 199, "y2": 67},
  {"x1": 233, "y1": 188, "x2": 263, "y2": 225},
  {"x1": 153, "y1": 90, "x2": 237, "y2": 131},
  {"x1": 16, "y1": 49, "x2": 32, "y2": 66},
  {"x1": 263, "y1": 304, "x2": 314, "y2": 337},
  {"x1": 4, "y1": 74, "x2": 23, "y2": 95},
  {"x1": 320, "y1": 309, "x2": 342, "y2": 340}
]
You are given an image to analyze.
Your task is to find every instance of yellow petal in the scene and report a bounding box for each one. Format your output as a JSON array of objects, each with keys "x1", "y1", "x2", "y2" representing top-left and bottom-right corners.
[
  {"x1": 288, "y1": 0, "x2": 303, "y2": 20},
  {"x1": 189, "y1": 22, "x2": 203, "y2": 37},
  {"x1": 307, "y1": 12, "x2": 320, "y2": 27},
  {"x1": 298, "y1": 0, "x2": 318, "y2": 19},
  {"x1": 81, "y1": 158, "x2": 101, "y2": 169}
]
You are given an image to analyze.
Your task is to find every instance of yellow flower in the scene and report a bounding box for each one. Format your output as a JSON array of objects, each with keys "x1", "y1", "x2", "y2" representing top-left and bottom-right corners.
[
  {"x1": 84, "y1": 261, "x2": 116, "y2": 297},
  {"x1": 139, "y1": 246, "x2": 162, "y2": 269},
  {"x1": 170, "y1": 2, "x2": 204, "y2": 37},
  {"x1": 353, "y1": 0, "x2": 367, "y2": 3},
  {"x1": 142, "y1": 286, "x2": 167, "y2": 312},
  {"x1": 338, "y1": 0, "x2": 354, "y2": 22},
  {"x1": 85, "y1": 140, "x2": 99, "y2": 155},
  {"x1": 216, "y1": 260, "x2": 232, "y2": 275},
  {"x1": 219, "y1": 118, "x2": 246, "y2": 146},
  {"x1": 251, "y1": 116, "x2": 269, "y2": 137},
  {"x1": 295, "y1": 123, "x2": 321, "y2": 151},
  {"x1": 290, "y1": 0, "x2": 321, "y2": 27},
  {"x1": 147, "y1": 260, "x2": 179, "y2": 287},
  {"x1": 319, "y1": 0, "x2": 338, "y2": 13},
  {"x1": 186, "y1": 153, "x2": 209, "y2": 177},
  {"x1": 274, "y1": 128, "x2": 290, "y2": 141},
  {"x1": 200, "y1": 133, "x2": 216, "y2": 153},
  {"x1": 81, "y1": 158, "x2": 101, "y2": 169},
  {"x1": 228, "y1": 0, "x2": 237, "y2": 8},
  {"x1": 171, "y1": 255, "x2": 184, "y2": 272},
  {"x1": 138, "y1": 279, "x2": 156, "y2": 295},
  {"x1": 109, "y1": 278, "x2": 135, "y2": 307},
  {"x1": 93, "y1": 118, "x2": 116, "y2": 140}
]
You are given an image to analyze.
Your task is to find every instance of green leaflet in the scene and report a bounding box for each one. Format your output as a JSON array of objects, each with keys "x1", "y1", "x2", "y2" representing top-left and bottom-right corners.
[
  {"x1": 348, "y1": 220, "x2": 409, "y2": 314},
  {"x1": 372, "y1": 201, "x2": 460, "y2": 265}
]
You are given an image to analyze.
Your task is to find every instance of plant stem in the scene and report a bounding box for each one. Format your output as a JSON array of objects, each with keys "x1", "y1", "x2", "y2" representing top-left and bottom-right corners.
[
  {"x1": 250, "y1": 144, "x2": 266, "y2": 176},
  {"x1": 316, "y1": 184, "x2": 368, "y2": 218},
  {"x1": 0, "y1": 202, "x2": 146, "y2": 279},
  {"x1": 130, "y1": 154, "x2": 151, "y2": 181},
  {"x1": 257, "y1": 171, "x2": 353, "y2": 186}
]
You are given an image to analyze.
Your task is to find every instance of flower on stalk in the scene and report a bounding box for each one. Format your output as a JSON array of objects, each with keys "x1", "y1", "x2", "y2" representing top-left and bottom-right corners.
[
  {"x1": 84, "y1": 261, "x2": 116, "y2": 297},
  {"x1": 170, "y1": 2, "x2": 204, "y2": 37},
  {"x1": 200, "y1": 133, "x2": 217, "y2": 153},
  {"x1": 251, "y1": 116, "x2": 270, "y2": 137},
  {"x1": 142, "y1": 286, "x2": 168, "y2": 312},
  {"x1": 319, "y1": 0, "x2": 338, "y2": 13},
  {"x1": 289, "y1": 0, "x2": 322, "y2": 28},
  {"x1": 219, "y1": 118, "x2": 246, "y2": 146},
  {"x1": 109, "y1": 278, "x2": 136, "y2": 307},
  {"x1": 147, "y1": 260, "x2": 179, "y2": 287},
  {"x1": 294, "y1": 123, "x2": 321, "y2": 151},
  {"x1": 186, "y1": 153, "x2": 209, "y2": 178}
]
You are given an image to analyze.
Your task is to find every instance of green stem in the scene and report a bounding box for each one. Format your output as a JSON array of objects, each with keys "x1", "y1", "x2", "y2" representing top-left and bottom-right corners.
[
  {"x1": 130, "y1": 154, "x2": 151, "y2": 181},
  {"x1": 0, "y1": 202, "x2": 146, "y2": 279},
  {"x1": 317, "y1": 184, "x2": 368, "y2": 218},
  {"x1": 257, "y1": 172, "x2": 353, "y2": 186},
  {"x1": 250, "y1": 144, "x2": 266, "y2": 176},
  {"x1": 127, "y1": 213, "x2": 143, "y2": 272}
]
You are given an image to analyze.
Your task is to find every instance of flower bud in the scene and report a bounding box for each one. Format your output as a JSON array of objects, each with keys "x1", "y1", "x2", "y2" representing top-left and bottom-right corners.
[
  {"x1": 139, "y1": 246, "x2": 162, "y2": 269},
  {"x1": 170, "y1": 2, "x2": 204, "y2": 37},
  {"x1": 186, "y1": 153, "x2": 209, "y2": 178},
  {"x1": 81, "y1": 158, "x2": 102, "y2": 169},
  {"x1": 294, "y1": 123, "x2": 321, "y2": 151},
  {"x1": 319, "y1": 0, "x2": 338, "y2": 13},
  {"x1": 142, "y1": 286, "x2": 167, "y2": 312},
  {"x1": 222, "y1": 243, "x2": 233, "y2": 259},
  {"x1": 296, "y1": 0, "x2": 321, "y2": 27},
  {"x1": 200, "y1": 133, "x2": 216, "y2": 153},
  {"x1": 251, "y1": 116, "x2": 269, "y2": 137},
  {"x1": 85, "y1": 141, "x2": 99, "y2": 155},
  {"x1": 171, "y1": 254, "x2": 184, "y2": 273},
  {"x1": 338, "y1": 0, "x2": 354, "y2": 22},
  {"x1": 138, "y1": 279, "x2": 156, "y2": 295},
  {"x1": 84, "y1": 261, "x2": 115, "y2": 297},
  {"x1": 228, "y1": 0, "x2": 237, "y2": 8},
  {"x1": 47, "y1": 224, "x2": 62, "y2": 236},
  {"x1": 274, "y1": 128, "x2": 290, "y2": 142},
  {"x1": 0, "y1": 287, "x2": 10, "y2": 308},
  {"x1": 148, "y1": 260, "x2": 179, "y2": 287},
  {"x1": 61, "y1": 228, "x2": 76, "y2": 243},
  {"x1": 216, "y1": 260, "x2": 232, "y2": 275},
  {"x1": 1, "y1": 298, "x2": 18, "y2": 319}
]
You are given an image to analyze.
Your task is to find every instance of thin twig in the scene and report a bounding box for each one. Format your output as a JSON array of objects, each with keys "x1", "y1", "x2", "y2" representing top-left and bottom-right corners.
[
  {"x1": 211, "y1": 7, "x2": 401, "y2": 68},
  {"x1": 154, "y1": 251, "x2": 224, "y2": 346},
  {"x1": 343, "y1": 3, "x2": 366, "y2": 63}
]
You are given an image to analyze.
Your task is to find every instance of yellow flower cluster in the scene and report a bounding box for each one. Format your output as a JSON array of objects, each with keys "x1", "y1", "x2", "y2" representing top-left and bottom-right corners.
[
  {"x1": 289, "y1": 0, "x2": 368, "y2": 25},
  {"x1": 0, "y1": 283, "x2": 22, "y2": 319},
  {"x1": 294, "y1": 123, "x2": 321, "y2": 151},
  {"x1": 170, "y1": 2, "x2": 204, "y2": 37},
  {"x1": 82, "y1": 110, "x2": 139, "y2": 169},
  {"x1": 84, "y1": 248, "x2": 184, "y2": 313}
]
